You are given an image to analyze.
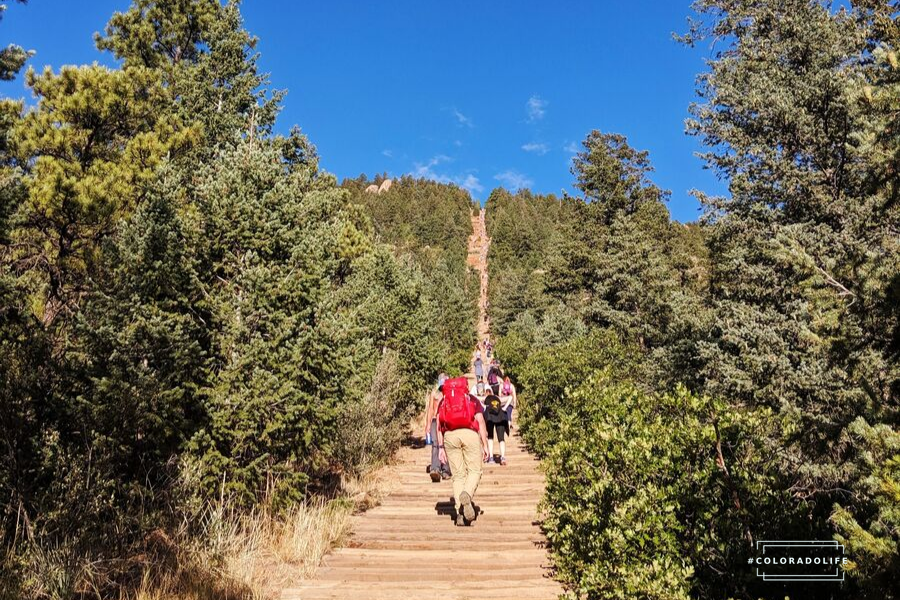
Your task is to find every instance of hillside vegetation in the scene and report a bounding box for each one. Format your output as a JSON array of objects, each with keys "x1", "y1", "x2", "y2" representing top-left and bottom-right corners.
[
  {"x1": 487, "y1": 2, "x2": 899, "y2": 599},
  {"x1": 0, "y1": 2, "x2": 475, "y2": 597},
  {"x1": 342, "y1": 174, "x2": 479, "y2": 372}
]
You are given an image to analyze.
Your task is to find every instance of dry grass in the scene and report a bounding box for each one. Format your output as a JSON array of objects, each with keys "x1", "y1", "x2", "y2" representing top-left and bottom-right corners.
[
  {"x1": 123, "y1": 463, "x2": 398, "y2": 600},
  {"x1": 16, "y1": 424, "x2": 411, "y2": 600},
  {"x1": 341, "y1": 463, "x2": 400, "y2": 512}
]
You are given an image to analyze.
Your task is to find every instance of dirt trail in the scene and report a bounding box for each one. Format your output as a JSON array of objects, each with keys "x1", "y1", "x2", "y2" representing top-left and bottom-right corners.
[
  {"x1": 468, "y1": 207, "x2": 491, "y2": 341},
  {"x1": 283, "y1": 208, "x2": 561, "y2": 600}
]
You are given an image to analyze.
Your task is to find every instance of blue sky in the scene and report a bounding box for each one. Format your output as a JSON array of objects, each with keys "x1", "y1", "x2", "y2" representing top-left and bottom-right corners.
[{"x1": 2, "y1": 1, "x2": 729, "y2": 222}]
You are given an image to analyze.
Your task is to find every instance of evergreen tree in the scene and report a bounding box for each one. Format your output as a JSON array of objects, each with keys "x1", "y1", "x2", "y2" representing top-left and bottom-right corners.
[
  {"x1": 0, "y1": 1, "x2": 31, "y2": 81},
  {"x1": 9, "y1": 64, "x2": 195, "y2": 327},
  {"x1": 185, "y1": 142, "x2": 360, "y2": 506},
  {"x1": 544, "y1": 133, "x2": 709, "y2": 366},
  {"x1": 97, "y1": 0, "x2": 282, "y2": 152},
  {"x1": 572, "y1": 130, "x2": 669, "y2": 224},
  {"x1": 682, "y1": 4, "x2": 899, "y2": 576},
  {"x1": 57, "y1": 179, "x2": 208, "y2": 552}
]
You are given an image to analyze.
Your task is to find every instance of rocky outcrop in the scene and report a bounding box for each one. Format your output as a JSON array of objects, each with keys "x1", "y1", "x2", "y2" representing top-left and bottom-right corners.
[{"x1": 364, "y1": 179, "x2": 393, "y2": 194}]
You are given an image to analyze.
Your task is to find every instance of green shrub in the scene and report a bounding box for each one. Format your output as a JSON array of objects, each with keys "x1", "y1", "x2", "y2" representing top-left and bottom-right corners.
[
  {"x1": 543, "y1": 373, "x2": 700, "y2": 599},
  {"x1": 541, "y1": 371, "x2": 791, "y2": 600},
  {"x1": 513, "y1": 330, "x2": 636, "y2": 455},
  {"x1": 333, "y1": 351, "x2": 409, "y2": 475}
]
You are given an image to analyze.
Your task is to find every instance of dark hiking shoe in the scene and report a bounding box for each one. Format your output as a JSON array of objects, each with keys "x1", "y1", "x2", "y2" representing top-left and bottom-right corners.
[
  {"x1": 441, "y1": 471, "x2": 451, "y2": 480},
  {"x1": 429, "y1": 470, "x2": 441, "y2": 483},
  {"x1": 459, "y1": 491, "x2": 476, "y2": 522}
]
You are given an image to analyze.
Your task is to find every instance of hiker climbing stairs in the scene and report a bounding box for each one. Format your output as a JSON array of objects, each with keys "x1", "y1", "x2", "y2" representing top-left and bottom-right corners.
[{"x1": 282, "y1": 208, "x2": 562, "y2": 600}]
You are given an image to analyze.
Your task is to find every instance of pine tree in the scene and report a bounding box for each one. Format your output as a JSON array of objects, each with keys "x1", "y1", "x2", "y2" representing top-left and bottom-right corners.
[
  {"x1": 683, "y1": 0, "x2": 899, "y2": 590},
  {"x1": 184, "y1": 141, "x2": 357, "y2": 506},
  {"x1": 0, "y1": 1, "x2": 31, "y2": 81},
  {"x1": 97, "y1": 0, "x2": 282, "y2": 152},
  {"x1": 63, "y1": 179, "x2": 208, "y2": 546},
  {"x1": 571, "y1": 131, "x2": 669, "y2": 224},
  {"x1": 9, "y1": 64, "x2": 195, "y2": 327}
]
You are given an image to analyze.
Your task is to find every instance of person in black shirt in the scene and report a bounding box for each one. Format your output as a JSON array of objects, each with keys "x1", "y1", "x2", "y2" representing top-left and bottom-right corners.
[{"x1": 482, "y1": 393, "x2": 509, "y2": 465}]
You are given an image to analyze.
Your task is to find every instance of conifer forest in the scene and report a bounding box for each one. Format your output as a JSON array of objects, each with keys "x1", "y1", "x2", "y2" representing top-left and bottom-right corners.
[{"x1": 0, "y1": 1, "x2": 897, "y2": 599}]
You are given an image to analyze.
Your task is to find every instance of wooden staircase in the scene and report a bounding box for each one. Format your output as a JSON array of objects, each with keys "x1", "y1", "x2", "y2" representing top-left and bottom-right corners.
[
  {"x1": 281, "y1": 431, "x2": 562, "y2": 599},
  {"x1": 282, "y1": 206, "x2": 561, "y2": 599}
]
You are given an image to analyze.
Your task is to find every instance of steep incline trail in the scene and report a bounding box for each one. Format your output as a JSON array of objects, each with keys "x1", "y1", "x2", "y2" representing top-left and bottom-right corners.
[
  {"x1": 283, "y1": 208, "x2": 562, "y2": 600},
  {"x1": 468, "y1": 207, "x2": 491, "y2": 341}
]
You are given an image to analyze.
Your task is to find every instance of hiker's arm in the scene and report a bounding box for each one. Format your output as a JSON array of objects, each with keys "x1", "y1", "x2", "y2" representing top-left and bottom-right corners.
[
  {"x1": 475, "y1": 413, "x2": 489, "y2": 458},
  {"x1": 501, "y1": 393, "x2": 512, "y2": 409},
  {"x1": 423, "y1": 395, "x2": 434, "y2": 434},
  {"x1": 436, "y1": 416, "x2": 446, "y2": 463}
]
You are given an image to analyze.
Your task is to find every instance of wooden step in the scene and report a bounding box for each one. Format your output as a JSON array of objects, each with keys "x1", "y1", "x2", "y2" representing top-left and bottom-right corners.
[
  {"x1": 315, "y1": 565, "x2": 549, "y2": 582},
  {"x1": 283, "y1": 582, "x2": 561, "y2": 600}
]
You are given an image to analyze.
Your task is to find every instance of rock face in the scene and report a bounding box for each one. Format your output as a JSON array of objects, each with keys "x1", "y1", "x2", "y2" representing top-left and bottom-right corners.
[{"x1": 364, "y1": 179, "x2": 393, "y2": 194}]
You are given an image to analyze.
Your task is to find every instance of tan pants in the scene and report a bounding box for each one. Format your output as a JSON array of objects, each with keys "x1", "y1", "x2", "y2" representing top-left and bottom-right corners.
[{"x1": 443, "y1": 427, "x2": 483, "y2": 511}]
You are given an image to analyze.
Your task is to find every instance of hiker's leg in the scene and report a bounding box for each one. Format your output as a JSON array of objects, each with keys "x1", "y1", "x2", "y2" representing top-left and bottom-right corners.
[
  {"x1": 486, "y1": 421, "x2": 495, "y2": 457},
  {"x1": 497, "y1": 421, "x2": 506, "y2": 457},
  {"x1": 443, "y1": 430, "x2": 466, "y2": 511},
  {"x1": 429, "y1": 419, "x2": 440, "y2": 473},
  {"x1": 460, "y1": 429, "x2": 483, "y2": 501}
]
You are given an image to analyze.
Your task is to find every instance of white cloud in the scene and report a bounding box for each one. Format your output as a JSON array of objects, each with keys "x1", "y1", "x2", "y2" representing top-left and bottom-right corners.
[
  {"x1": 382, "y1": 149, "x2": 394, "y2": 158},
  {"x1": 494, "y1": 170, "x2": 533, "y2": 191},
  {"x1": 521, "y1": 142, "x2": 549, "y2": 155},
  {"x1": 411, "y1": 155, "x2": 483, "y2": 195},
  {"x1": 460, "y1": 174, "x2": 484, "y2": 195},
  {"x1": 412, "y1": 155, "x2": 452, "y2": 179},
  {"x1": 452, "y1": 107, "x2": 474, "y2": 128},
  {"x1": 564, "y1": 140, "x2": 581, "y2": 154},
  {"x1": 526, "y1": 95, "x2": 547, "y2": 122}
]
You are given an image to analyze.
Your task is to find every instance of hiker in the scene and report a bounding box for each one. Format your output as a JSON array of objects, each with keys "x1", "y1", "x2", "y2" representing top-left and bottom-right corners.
[
  {"x1": 483, "y1": 393, "x2": 509, "y2": 465},
  {"x1": 500, "y1": 376, "x2": 517, "y2": 429},
  {"x1": 474, "y1": 352, "x2": 484, "y2": 383},
  {"x1": 424, "y1": 373, "x2": 451, "y2": 482},
  {"x1": 487, "y1": 360, "x2": 503, "y2": 395},
  {"x1": 436, "y1": 376, "x2": 489, "y2": 526}
]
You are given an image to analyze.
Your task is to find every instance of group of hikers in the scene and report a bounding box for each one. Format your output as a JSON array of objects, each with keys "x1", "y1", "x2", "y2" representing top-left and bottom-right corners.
[{"x1": 422, "y1": 337, "x2": 518, "y2": 526}]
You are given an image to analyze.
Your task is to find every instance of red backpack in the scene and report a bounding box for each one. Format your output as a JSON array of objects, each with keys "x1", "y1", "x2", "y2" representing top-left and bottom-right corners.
[{"x1": 438, "y1": 377, "x2": 478, "y2": 432}]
